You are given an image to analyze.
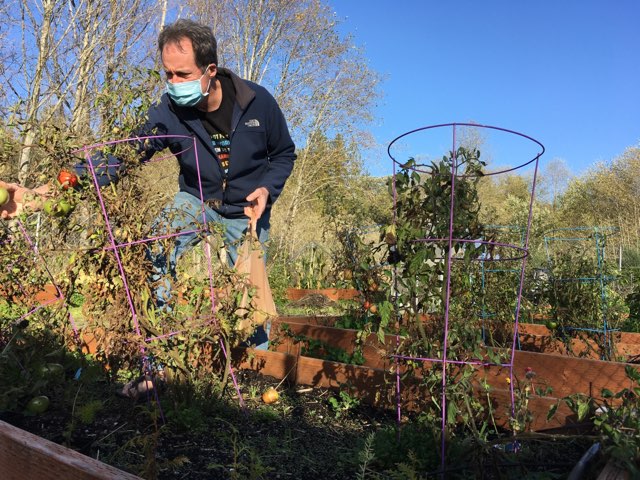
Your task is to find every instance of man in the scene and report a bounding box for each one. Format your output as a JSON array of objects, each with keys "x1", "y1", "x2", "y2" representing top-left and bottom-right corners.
[
  {"x1": 132, "y1": 19, "x2": 296, "y2": 313},
  {"x1": 3, "y1": 19, "x2": 296, "y2": 347}
]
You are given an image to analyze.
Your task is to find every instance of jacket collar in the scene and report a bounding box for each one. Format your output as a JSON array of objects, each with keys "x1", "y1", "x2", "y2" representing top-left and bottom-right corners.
[{"x1": 216, "y1": 67, "x2": 256, "y2": 109}]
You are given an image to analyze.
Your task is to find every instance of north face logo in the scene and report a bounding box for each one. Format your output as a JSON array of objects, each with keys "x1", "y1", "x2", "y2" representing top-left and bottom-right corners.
[{"x1": 244, "y1": 119, "x2": 260, "y2": 127}]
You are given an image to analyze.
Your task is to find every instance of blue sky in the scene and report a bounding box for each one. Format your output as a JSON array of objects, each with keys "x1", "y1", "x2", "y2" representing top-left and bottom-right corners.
[{"x1": 328, "y1": 1, "x2": 640, "y2": 178}]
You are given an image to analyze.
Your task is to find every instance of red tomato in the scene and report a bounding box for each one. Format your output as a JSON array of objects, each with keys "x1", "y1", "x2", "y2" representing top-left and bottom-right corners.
[{"x1": 57, "y1": 170, "x2": 79, "y2": 189}]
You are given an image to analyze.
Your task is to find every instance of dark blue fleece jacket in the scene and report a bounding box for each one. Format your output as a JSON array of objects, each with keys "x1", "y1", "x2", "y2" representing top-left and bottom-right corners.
[{"x1": 81, "y1": 68, "x2": 296, "y2": 218}]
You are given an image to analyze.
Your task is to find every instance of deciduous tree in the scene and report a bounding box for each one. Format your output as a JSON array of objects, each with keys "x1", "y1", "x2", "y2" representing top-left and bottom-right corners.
[{"x1": 2, "y1": 0, "x2": 162, "y2": 183}]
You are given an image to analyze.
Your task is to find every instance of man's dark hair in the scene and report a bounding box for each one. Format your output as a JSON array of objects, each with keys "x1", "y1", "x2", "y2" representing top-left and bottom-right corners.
[{"x1": 158, "y1": 19, "x2": 218, "y2": 70}]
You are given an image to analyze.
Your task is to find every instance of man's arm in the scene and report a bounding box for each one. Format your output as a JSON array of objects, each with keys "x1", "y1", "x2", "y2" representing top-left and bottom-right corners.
[
  {"x1": 249, "y1": 92, "x2": 296, "y2": 218},
  {"x1": 75, "y1": 103, "x2": 170, "y2": 187}
]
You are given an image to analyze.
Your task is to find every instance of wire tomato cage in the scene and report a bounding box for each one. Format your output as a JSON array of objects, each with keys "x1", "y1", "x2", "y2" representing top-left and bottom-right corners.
[
  {"x1": 387, "y1": 123, "x2": 544, "y2": 475},
  {"x1": 73, "y1": 135, "x2": 245, "y2": 413}
]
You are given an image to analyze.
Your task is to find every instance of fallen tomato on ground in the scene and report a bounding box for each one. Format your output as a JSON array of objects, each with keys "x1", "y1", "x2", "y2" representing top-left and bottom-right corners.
[
  {"x1": 43, "y1": 199, "x2": 56, "y2": 216},
  {"x1": 25, "y1": 395, "x2": 50, "y2": 414},
  {"x1": 57, "y1": 199, "x2": 74, "y2": 216},
  {"x1": 262, "y1": 387, "x2": 279, "y2": 404},
  {"x1": 46, "y1": 363, "x2": 65, "y2": 378}
]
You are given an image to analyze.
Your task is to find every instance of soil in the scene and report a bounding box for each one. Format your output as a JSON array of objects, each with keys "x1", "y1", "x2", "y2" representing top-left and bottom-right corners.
[
  {"x1": 1, "y1": 365, "x2": 605, "y2": 480},
  {"x1": 2, "y1": 369, "x2": 399, "y2": 479},
  {"x1": 0, "y1": 302, "x2": 614, "y2": 479}
]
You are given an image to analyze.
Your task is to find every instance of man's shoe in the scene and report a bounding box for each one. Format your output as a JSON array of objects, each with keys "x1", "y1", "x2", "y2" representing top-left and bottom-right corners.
[{"x1": 117, "y1": 374, "x2": 163, "y2": 401}]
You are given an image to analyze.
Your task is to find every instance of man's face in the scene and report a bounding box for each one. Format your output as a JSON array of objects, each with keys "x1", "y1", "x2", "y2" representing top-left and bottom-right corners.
[{"x1": 162, "y1": 37, "x2": 214, "y2": 89}]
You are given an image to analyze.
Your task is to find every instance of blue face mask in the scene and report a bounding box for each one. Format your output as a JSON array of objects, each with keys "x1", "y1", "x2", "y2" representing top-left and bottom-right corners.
[{"x1": 166, "y1": 69, "x2": 211, "y2": 107}]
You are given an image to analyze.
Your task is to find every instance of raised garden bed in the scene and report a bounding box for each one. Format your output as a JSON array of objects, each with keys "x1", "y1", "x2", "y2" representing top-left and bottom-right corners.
[
  {"x1": 259, "y1": 316, "x2": 638, "y2": 431},
  {"x1": 7, "y1": 288, "x2": 638, "y2": 477},
  {"x1": 74, "y1": 313, "x2": 636, "y2": 432},
  {"x1": 0, "y1": 419, "x2": 141, "y2": 480},
  {"x1": 285, "y1": 287, "x2": 361, "y2": 302},
  {"x1": 2, "y1": 312, "x2": 636, "y2": 478},
  {"x1": 2, "y1": 368, "x2": 404, "y2": 479},
  {"x1": 31, "y1": 285, "x2": 640, "y2": 362}
]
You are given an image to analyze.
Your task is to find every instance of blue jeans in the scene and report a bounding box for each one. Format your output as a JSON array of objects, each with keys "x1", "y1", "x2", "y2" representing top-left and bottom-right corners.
[{"x1": 147, "y1": 191, "x2": 271, "y2": 349}]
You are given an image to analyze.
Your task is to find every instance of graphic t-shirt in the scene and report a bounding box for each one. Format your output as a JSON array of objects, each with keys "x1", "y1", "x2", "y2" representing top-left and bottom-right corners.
[{"x1": 199, "y1": 75, "x2": 236, "y2": 173}]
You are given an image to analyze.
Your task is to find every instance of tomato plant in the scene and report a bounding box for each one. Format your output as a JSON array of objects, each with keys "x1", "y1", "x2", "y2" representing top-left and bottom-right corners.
[
  {"x1": 544, "y1": 229, "x2": 624, "y2": 357},
  {"x1": 349, "y1": 146, "x2": 520, "y2": 444}
]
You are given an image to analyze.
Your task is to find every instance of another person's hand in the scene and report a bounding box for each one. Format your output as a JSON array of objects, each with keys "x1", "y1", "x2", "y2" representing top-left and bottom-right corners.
[
  {"x1": 244, "y1": 187, "x2": 270, "y2": 225},
  {"x1": 0, "y1": 181, "x2": 51, "y2": 219}
]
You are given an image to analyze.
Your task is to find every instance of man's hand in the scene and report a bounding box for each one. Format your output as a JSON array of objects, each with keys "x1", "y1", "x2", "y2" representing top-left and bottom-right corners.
[
  {"x1": 244, "y1": 187, "x2": 270, "y2": 224},
  {"x1": 0, "y1": 181, "x2": 51, "y2": 219}
]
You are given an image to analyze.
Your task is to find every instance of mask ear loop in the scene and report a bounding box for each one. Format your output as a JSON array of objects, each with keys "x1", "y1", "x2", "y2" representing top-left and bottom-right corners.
[{"x1": 202, "y1": 64, "x2": 216, "y2": 96}]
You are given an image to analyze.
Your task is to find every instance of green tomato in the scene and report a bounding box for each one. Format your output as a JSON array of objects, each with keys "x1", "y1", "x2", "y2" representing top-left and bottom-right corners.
[
  {"x1": 0, "y1": 187, "x2": 9, "y2": 206},
  {"x1": 57, "y1": 200, "x2": 74, "y2": 216},
  {"x1": 43, "y1": 199, "x2": 57, "y2": 216},
  {"x1": 43, "y1": 199, "x2": 74, "y2": 217},
  {"x1": 25, "y1": 395, "x2": 50, "y2": 414},
  {"x1": 46, "y1": 363, "x2": 65, "y2": 378},
  {"x1": 545, "y1": 320, "x2": 558, "y2": 330}
]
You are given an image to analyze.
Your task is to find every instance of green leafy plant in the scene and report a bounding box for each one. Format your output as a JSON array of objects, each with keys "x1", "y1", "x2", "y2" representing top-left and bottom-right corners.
[
  {"x1": 75, "y1": 399, "x2": 104, "y2": 425},
  {"x1": 622, "y1": 280, "x2": 640, "y2": 332},
  {"x1": 205, "y1": 420, "x2": 274, "y2": 479},
  {"x1": 279, "y1": 324, "x2": 365, "y2": 365},
  {"x1": 549, "y1": 365, "x2": 640, "y2": 476},
  {"x1": 543, "y1": 232, "x2": 626, "y2": 357},
  {"x1": 508, "y1": 366, "x2": 553, "y2": 434},
  {"x1": 0, "y1": 308, "x2": 70, "y2": 414},
  {"x1": 329, "y1": 387, "x2": 360, "y2": 418}
]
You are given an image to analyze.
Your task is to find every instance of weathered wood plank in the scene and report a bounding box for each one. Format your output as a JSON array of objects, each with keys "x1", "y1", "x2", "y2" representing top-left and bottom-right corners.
[
  {"x1": 272, "y1": 318, "x2": 638, "y2": 400},
  {"x1": 232, "y1": 346, "x2": 580, "y2": 432},
  {"x1": 0, "y1": 420, "x2": 141, "y2": 480},
  {"x1": 597, "y1": 459, "x2": 630, "y2": 480},
  {"x1": 285, "y1": 288, "x2": 361, "y2": 301},
  {"x1": 511, "y1": 350, "x2": 635, "y2": 399}
]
